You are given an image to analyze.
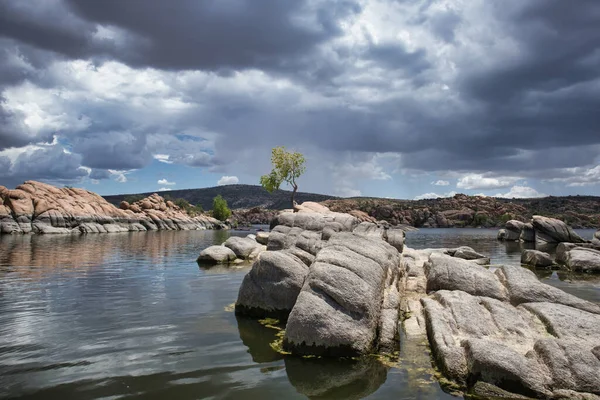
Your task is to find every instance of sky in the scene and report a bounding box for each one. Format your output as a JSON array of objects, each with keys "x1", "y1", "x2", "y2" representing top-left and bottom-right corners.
[{"x1": 0, "y1": 0, "x2": 599, "y2": 200}]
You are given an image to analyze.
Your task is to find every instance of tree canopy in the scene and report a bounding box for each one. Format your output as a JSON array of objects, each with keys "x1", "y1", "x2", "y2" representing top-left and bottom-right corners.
[{"x1": 260, "y1": 146, "x2": 306, "y2": 206}]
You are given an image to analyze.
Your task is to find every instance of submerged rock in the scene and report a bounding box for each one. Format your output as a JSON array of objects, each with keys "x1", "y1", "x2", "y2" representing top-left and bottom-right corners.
[
  {"x1": 521, "y1": 249, "x2": 554, "y2": 269},
  {"x1": 445, "y1": 246, "x2": 490, "y2": 265},
  {"x1": 197, "y1": 245, "x2": 237, "y2": 264},
  {"x1": 283, "y1": 232, "x2": 400, "y2": 357}
]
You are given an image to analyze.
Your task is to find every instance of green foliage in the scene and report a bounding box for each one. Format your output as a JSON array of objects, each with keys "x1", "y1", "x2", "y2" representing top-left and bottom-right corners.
[
  {"x1": 172, "y1": 197, "x2": 204, "y2": 216},
  {"x1": 260, "y1": 146, "x2": 306, "y2": 205},
  {"x1": 499, "y1": 213, "x2": 513, "y2": 224},
  {"x1": 212, "y1": 195, "x2": 232, "y2": 221},
  {"x1": 124, "y1": 194, "x2": 144, "y2": 204},
  {"x1": 473, "y1": 213, "x2": 488, "y2": 226}
]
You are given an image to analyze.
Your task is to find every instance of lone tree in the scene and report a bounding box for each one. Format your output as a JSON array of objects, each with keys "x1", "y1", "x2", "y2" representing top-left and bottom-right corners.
[
  {"x1": 260, "y1": 146, "x2": 306, "y2": 206},
  {"x1": 212, "y1": 195, "x2": 231, "y2": 221}
]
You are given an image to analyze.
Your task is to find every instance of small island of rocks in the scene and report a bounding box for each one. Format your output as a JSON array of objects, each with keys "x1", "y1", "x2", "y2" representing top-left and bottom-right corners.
[{"x1": 207, "y1": 201, "x2": 600, "y2": 399}]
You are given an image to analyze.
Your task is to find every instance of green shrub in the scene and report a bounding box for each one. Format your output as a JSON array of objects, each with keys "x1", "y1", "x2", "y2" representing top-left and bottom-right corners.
[{"x1": 212, "y1": 195, "x2": 232, "y2": 221}]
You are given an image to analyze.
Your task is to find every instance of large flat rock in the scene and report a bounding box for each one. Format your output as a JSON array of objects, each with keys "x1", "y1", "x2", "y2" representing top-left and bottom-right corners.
[
  {"x1": 424, "y1": 253, "x2": 508, "y2": 301},
  {"x1": 496, "y1": 265, "x2": 600, "y2": 314},
  {"x1": 422, "y1": 290, "x2": 600, "y2": 398}
]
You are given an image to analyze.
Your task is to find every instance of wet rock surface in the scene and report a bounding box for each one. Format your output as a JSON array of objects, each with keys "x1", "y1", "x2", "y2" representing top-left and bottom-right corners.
[{"x1": 0, "y1": 181, "x2": 224, "y2": 234}]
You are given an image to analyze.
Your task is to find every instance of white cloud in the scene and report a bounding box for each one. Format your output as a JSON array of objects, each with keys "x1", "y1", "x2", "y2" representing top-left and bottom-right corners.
[
  {"x1": 431, "y1": 180, "x2": 450, "y2": 186},
  {"x1": 414, "y1": 191, "x2": 457, "y2": 200},
  {"x1": 217, "y1": 175, "x2": 239, "y2": 185},
  {"x1": 543, "y1": 165, "x2": 600, "y2": 187},
  {"x1": 108, "y1": 169, "x2": 130, "y2": 183},
  {"x1": 330, "y1": 153, "x2": 391, "y2": 198},
  {"x1": 153, "y1": 154, "x2": 173, "y2": 164},
  {"x1": 157, "y1": 178, "x2": 176, "y2": 185},
  {"x1": 495, "y1": 186, "x2": 546, "y2": 199},
  {"x1": 457, "y1": 174, "x2": 521, "y2": 190},
  {"x1": 158, "y1": 187, "x2": 170, "y2": 192}
]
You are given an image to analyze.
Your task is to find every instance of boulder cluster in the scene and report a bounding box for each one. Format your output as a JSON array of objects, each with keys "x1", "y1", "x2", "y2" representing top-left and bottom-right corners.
[
  {"x1": 213, "y1": 202, "x2": 600, "y2": 398},
  {"x1": 0, "y1": 181, "x2": 225, "y2": 234},
  {"x1": 498, "y1": 216, "x2": 600, "y2": 273},
  {"x1": 197, "y1": 234, "x2": 267, "y2": 265}
]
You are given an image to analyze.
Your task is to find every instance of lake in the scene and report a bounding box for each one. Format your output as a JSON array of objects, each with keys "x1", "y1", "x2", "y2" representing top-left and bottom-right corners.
[{"x1": 0, "y1": 228, "x2": 598, "y2": 399}]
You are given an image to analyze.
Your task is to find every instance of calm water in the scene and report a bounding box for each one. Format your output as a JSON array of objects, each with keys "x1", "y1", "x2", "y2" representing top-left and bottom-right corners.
[{"x1": 0, "y1": 228, "x2": 598, "y2": 400}]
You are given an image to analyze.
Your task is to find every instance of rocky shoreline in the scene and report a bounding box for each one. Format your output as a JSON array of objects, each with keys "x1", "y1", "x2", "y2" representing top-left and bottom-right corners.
[
  {"x1": 497, "y1": 216, "x2": 600, "y2": 273},
  {"x1": 213, "y1": 202, "x2": 600, "y2": 399},
  {"x1": 0, "y1": 181, "x2": 226, "y2": 234}
]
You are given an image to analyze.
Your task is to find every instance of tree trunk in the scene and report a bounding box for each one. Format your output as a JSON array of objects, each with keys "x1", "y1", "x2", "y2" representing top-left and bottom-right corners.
[{"x1": 291, "y1": 183, "x2": 298, "y2": 207}]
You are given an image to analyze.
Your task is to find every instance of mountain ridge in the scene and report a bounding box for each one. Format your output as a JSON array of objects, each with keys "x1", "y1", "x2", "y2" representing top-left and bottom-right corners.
[{"x1": 103, "y1": 184, "x2": 339, "y2": 211}]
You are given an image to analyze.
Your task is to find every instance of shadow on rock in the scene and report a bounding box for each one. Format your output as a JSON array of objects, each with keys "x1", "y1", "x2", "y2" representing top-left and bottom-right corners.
[
  {"x1": 284, "y1": 356, "x2": 388, "y2": 399},
  {"x1": 235, "y1": 315, "x2": 284, "y2": 364}
]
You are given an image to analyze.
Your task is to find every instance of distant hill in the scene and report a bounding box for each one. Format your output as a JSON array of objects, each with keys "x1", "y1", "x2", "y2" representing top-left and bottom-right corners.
[
  {"x1": 103, "y1": 185, "x2": 600, "y2": 228},
  {"x1": 103, "y1": 184, "x2": 338, "y2": 210}
]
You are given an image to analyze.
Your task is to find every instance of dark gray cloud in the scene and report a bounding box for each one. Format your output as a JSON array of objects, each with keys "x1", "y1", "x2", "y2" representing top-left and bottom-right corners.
[
  {"x1": 0, "y1": 146, "x2": 88, "y2": 188},
  {"x1": 0, "y1": 0, "x2": 599, "y2": 194},
  {"x1": 89, "y1": 169, "x2": 111, "y2": 180}
]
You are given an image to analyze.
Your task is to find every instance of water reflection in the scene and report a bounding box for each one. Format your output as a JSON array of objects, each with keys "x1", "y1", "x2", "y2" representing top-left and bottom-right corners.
[
  {"x1": 236, "y1": 315, "x2": 284, "y2": 363},
  {"x1": 502, "y1": 240, "x2": 535, "y2": 255},
  {"x1": 0, "y1": 228, "x2": 597, "y2": 400},
  {"x1": 285, "y1": 356, "x2": 388, "y2": 399}
]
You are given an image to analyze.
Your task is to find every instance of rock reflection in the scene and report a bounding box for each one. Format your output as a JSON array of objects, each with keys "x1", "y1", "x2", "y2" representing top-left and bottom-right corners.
[
  {"x1": 535, "y1": 242, "x2": 558, "y2": 254},
  {"x1": 557, "y1": 271, "x2": 600, "y2": 283},
  {"x1": 502, "y1": 240, "x2": 534, "y2": 255},
  {"x1": 285, "y1": 356, "x2": 387, "y2": 399},
  {"x1": 236, "y1": 315, "x2": 284, "y2": 363},
  {"x1": 0, "y1": 231, "x2": 234, "y2": 277},
  {"x1": 529, "y1": 267, "x2": 554, "y2": 280}
]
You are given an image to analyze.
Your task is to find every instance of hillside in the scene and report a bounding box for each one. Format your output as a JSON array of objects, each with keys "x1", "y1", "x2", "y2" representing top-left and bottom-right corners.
[
  {"x1": 103, "y1": 185, "x2": 600, "y2": 228},
  {"x1": 103, "y1": 184, "x2": 338, "y2": 211},
  {"x1": 323, "y1": 194, "x2": 600, "y2": 229}
]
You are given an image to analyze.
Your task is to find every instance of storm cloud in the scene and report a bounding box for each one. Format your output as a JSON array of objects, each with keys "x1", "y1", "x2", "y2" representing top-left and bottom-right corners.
[{"x1": 0, "y1": 0, "x2": 599, "y2": 197}]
